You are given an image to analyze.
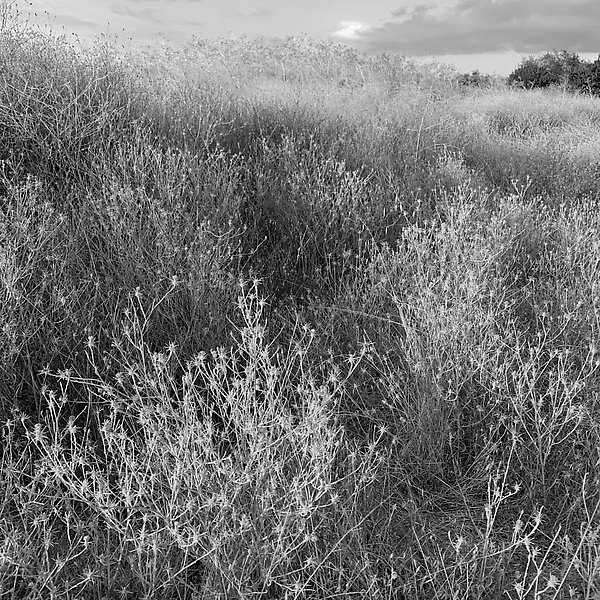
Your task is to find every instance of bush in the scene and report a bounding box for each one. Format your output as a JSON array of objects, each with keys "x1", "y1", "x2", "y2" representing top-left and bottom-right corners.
[
  {"x1": 575, "y1": 55, "x2": 600, "y2": 95},
  {"x1": 4, "y1": 15, "x2": 600, "y2": 597},
  {"x1": 508, "y1": 50, "x2": 599, "y2": 94},
  {"x1": 457, "y1": 70, "x2": 491, "y2": 87}
]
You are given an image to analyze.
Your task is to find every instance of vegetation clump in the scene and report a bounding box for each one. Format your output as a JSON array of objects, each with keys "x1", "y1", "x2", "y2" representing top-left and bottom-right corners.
[
  {"x1": 457, "y1": 69, "x2": 492, "y2": 87},
  {"x1": 508, "y1": 49, "x2": 600, "y2": 95}
]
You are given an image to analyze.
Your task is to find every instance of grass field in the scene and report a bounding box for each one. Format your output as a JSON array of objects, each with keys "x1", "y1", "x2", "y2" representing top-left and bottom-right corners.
[{"x1": 2, "y1": 17, "x2": 600, "y2": 600}]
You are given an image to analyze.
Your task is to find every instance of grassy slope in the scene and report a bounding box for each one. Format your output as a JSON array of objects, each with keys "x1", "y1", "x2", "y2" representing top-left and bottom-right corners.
[{"x1": 2, "y1": 23, "x2": 600, "y2": 600}]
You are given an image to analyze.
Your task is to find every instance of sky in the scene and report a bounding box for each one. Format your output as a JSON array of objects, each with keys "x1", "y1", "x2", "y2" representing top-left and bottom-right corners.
[{"x1": 17, "y1": 0, "x2": 600, "y2": 75}]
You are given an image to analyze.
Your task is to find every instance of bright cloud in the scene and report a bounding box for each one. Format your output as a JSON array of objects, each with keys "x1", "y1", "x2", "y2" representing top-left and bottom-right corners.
[{"x1": 332, "y1": 21, "x2": 371, "y2": 42}]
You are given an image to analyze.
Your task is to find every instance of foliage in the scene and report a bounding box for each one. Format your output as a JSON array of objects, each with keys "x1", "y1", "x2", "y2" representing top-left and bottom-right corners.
[
  {"x1": 577, "y1": 56, "x2": 600, "y2": 96},
  {"x1": 508, "y1": 50, "x2": 600, "y2": 95},
  {"x1": 2, "y1": 11, "x2": 600, "y2": 599},
  {"x1": 457, "y1": 69, "x2": 492, "y2": 87}
]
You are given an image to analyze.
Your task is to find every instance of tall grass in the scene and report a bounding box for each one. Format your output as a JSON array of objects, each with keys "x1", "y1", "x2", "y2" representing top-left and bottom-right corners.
[{"x1": 2, "y1": 11, "x2": 600, "y2": 599}]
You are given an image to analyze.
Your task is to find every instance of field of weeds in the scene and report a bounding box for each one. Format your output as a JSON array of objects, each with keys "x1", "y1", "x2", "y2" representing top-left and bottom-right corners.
[{"x1": 2, "y1": 16, "x2": 600, "y2": 600}]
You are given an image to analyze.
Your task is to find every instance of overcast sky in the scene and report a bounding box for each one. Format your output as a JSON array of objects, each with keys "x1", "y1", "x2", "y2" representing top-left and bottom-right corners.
[{"x1": 20, "y1": 0, "x2": 600, "y2": 75}]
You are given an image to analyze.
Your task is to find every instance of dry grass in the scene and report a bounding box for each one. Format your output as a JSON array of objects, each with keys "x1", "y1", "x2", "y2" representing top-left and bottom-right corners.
[{"x1": 2, "y1": 10, "x2": 600, "y2": 599}]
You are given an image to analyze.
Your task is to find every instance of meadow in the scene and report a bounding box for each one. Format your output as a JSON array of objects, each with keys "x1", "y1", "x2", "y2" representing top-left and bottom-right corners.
[{"x1": 2, "y1": 17, "x2": 600, "y2": 600}]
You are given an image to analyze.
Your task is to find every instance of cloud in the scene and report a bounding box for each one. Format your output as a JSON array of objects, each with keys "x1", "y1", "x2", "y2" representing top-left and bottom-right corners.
[
  {"x1": 332, "y1": 21, "x2": 372, "y2": 41},
  {"x1": 51, "y1": 13, "x2": 98, "y2": 30},
  {"x1": 110, "y1": 3, "x2": 160, "y2": 21},
  {"x1": 120, "y1": 0, "x2": 203, "y2": 3},
  {"x1": 336, "y1": 0, "x2": 600, "y2": 56},
  {"x1": 235, "y1": 5, "x2": 273, "y2": 18}
]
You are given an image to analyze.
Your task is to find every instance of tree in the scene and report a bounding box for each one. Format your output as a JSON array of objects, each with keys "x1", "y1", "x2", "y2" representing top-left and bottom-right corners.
[
  {"x1": 577, "y1": 55, "x2": 600, "y2": 96},
  {"x1": 508, "y1": 50, "x2": 589, "y2": 91}
]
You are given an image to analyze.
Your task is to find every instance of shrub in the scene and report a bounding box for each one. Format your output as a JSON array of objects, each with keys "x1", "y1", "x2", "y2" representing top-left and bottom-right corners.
[
  {"x1": 576, "y1": 55, "x2": 600, "y2": 95},
  {"x1": 508, "y1": 50, "x2": 587, "y2": 89},
  {"x1": 457, "y1": 70, "x2": 491, "y2": 88},
  {"x1": 3, "y1": 17, "x2": 600, "y2": 598}
]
